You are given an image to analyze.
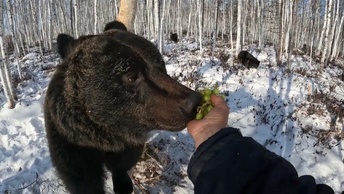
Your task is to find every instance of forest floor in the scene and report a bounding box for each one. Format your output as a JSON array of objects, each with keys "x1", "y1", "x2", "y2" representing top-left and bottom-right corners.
[{"x1": 0, "y1": 39, "x2": 344, "y2": 194}]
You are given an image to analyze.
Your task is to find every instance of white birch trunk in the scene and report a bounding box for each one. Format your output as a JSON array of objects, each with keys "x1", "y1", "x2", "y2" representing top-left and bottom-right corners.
[
  {"x1": 47, "y1": 0, "x2": 52, "y2": 50},
  {"x1": 197, "y1": 0, "x2": 203, "y2": 55},
  {"x1": 38, "y1": 0, "x2": 45, "y2": 49},
  {"x1": 229, "y1": 0, "x2": 233, "y2": 49},
  {"x1": 285, "y1": 1, "x2": 294, "y2": 69},
  {"x1": 242, "y1": 2, "x2": 246, "y2": 46},
  {"x1": 317, "y1": 0, "x2": 329, "y2": 55},
  {"x1": 277, "y1": 0, "x2": 285, "y2": 66},
  {"x1": 73, "y1": 0, "x2": 78, "y2": 37},
  {"x1": 321, "y1": 0, "x2": 333, "y2": 70},
  {"x1": 153, "y1": 0, "x2": 159, "y2": 41},
  {"x1": 221, "y1": 0, "x2": 225, "y2": 40},
  {"x1": 94, "y1": 0, "x2": 97, "y2": 34},
  {"x1": 186, "y1": 0, "x2": 194, "y2": 40},
  {"x1": 0, "y1": 1, "x2": 15, "y2": 108},
  {"x1": 211, "y1": 0, "x2": 219, "y2": 60},
  {"x1": 5, "y1": 0, "x2": 22, "y2": 79},
  {"x1": 331, "y1": 12, "x2": 344, "y2": 60},
  {"x1": 158, "y1": 0, "x2": 166, "y2": 53},
  {"x1": 236, "y1": 0, "x2": 242, "y2": 56}
]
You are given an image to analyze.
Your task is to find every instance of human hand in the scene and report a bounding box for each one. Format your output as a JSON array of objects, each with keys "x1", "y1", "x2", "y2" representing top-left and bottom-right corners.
[{"x1": 187, "y1": 94, "x2": 229, "y2": 149}]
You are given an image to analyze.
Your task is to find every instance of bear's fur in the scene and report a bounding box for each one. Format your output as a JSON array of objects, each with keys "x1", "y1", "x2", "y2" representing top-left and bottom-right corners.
[
  {"x1": 44, "y1": 21, "x2": 202, "y2": 194},
  {"x1": 237, "y1": 51, "x2": 260, "y2": 69}
]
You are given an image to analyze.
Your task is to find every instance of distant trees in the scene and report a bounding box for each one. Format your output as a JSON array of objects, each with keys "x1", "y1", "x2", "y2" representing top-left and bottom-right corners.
[
  {"x1": 0, "y1": 0, "x2": 344, "y2": 108},
  {"x1": 0, "y1": 0, "x2": 342, "y2": 61},
  {"x1": 0, "y1": 0, "x2": 16, "y2": 108}
]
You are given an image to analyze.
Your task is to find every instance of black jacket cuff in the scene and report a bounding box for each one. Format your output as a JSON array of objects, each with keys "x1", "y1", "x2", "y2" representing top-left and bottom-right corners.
[{"x1": 187, "y1": 127, "x2": 242, "y2": 182}]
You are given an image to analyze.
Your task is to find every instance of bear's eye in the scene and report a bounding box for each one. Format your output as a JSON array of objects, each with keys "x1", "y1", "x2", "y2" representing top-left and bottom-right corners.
[{"x1": 126, "y1": 73, "x2": 138, "y2": 82}]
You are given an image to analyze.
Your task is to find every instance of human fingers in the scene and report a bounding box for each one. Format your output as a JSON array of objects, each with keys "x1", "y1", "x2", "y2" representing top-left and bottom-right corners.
[{"x1": 207, "y1": 94, "x2": 230, "y2": 117}]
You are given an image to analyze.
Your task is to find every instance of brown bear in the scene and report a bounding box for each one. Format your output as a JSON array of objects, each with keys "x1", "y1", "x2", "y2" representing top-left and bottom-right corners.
[
  {"x1": 170, "y1": 32, "x2": 178, "y2": 43},
  {"x1": 237, "y1": 50, "x2": 260, "y2": 69},
  {"x1": 44, "y1": 21, "x2": 202, "y2": 194}
]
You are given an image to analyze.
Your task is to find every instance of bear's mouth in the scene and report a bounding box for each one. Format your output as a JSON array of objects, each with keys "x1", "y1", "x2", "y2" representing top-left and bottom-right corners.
[
  {"x1": 151, "y1": 107, "x2": 196, "y2": 131},
  {"x1": 180, "y1": 107, "x2": 197, "y2": 121}
]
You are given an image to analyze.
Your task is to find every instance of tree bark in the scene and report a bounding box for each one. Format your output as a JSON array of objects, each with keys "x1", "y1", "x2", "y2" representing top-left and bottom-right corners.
[
  {"x1": 321, "y1": 0, "x2": 333, "y2": 70},
  {"x1": 0, "y1": 0, "x2": 16, "y2": 108},
  {"x1": 197, "y1": 0, "x2": 204, "y2": 55},
  {"x1": 211, "y1": 0, "x2": 219, "y2": 60},
  {"x1": 236, "y1": 0, "x2": 242, "y2": 56},
  {"x1": 117, "y1": 0, "x2": 137, "y2": 32}
]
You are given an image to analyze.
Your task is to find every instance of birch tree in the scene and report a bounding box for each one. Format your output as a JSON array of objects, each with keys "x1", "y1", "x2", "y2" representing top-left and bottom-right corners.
[
  {"x1": 73, "y1": 0, "x2": 78, "y2": 37},
  {"x1": 277, "y1": 0, "x2": 285, "y2": 66},
  {"x1": 328, "y1": 0, "x2": 342, "y2": 61},
  {"x1": 186, "y1": 0, "x2": 195, "y2": 40},
  {"x1": 321, "y1": 0, "x2": 333, "y2": 70},
  {"x1": 229, "y1": 0, "x2": 233, "y2": 49},
  {"x1": 236, "y1": 0, "x2": 242, "y2": 56},
  {"x1": 0, "y1": 1, "x2": 16, "y2": 109},
  {"x1": 257, "y1": 0, "x2": 264, "y2": 48},
  {"x1": 117, "y1": 0, "x2": 137, "y2": 32},
  {"x1": 317, "y1": 0, "x2": 329, "y2": 56},
  {"x1": 197, "y1": 0, "x2": 204, "y2": 55},
  {"x1": 153, "y1": 0, "x2": 159, "y2": 40},
  {"x1": 285, "y1": 0, "x2": 294, "y2": 69},
  {"x1": 331, "y1": 7, "x2": 344, "y2": 60},
  {"x1": 158, "y1": 0, "x2": 166, "y2": 53},
  {"x1": 211, "y1": 0, "x2": 219, "y2": 60},
  {"x1": 5, "y1": 0, "x2": 22, "y2": 79},
  {"x1": 94, "y1": 0, "x2": 98, "y2": 34}
]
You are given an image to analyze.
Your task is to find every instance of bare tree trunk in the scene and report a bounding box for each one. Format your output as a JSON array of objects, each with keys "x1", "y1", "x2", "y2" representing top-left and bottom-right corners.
[
  {"x1": 73, "y1": 0, "x2": 78, "y2": 37},
  {"x1": 242, "y1": 1, "x2": 247, "y2": 46},
  {"x1": 331, "y1": 10, "x2": 344, "y2": 60},
  {"x1": 229, "y1": 0, "x2": 233, "y2": 49},
  {"x1": 221, "y1": 0, "x2": 225, "y2": 40},
  {"x1": 277, "y1": 0, "x2": 285, "y2": 66},
  {"x1": 186, "y1": 0, "x2": 194, "y2": 40},
  {"x1": 317, "y1": 0, "x2": 329, "y2": 56},
  {"x1": 153, "y1": 0, "x2": 159, "y2": 41},
  {"x1": 0, "y1": 1, "x2": 16, "y2": 108},
  {"x1": 286, "y1": 0, "x2": 294, "y2": 69},
  {"x1": 321, "y1": 0, "x2": 333, "y2": 71},
  {"x1": 94, "y1": 0, "x2": 98, "y2": 34},
  {"x1": 257, "y1": 0, "x2": 264, "y2": 48},
  {"x1": 158, "y1": 0, "x2": 166, "y2": 53},
  {"x1": 236, "y1": 0, "x2": 242, "y2": 56},
  {"x1": 117, "y1": 0, "x2": 137, "y2": 32},
  {"x1": 6, "y1": 0, "x2": 22, "y2": 80},
  {"x1": 211, "y1": 0, "x2": 219, "y2": 60},
  {"x1": 47, "y1": 0, "x2": 52, "y2": 50},
  {"x1": 197, "y1": 0, "x2": 204, "y2": 55}
]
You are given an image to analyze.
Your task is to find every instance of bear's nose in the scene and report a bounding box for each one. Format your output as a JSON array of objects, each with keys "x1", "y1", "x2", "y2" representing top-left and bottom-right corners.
[{"x1": 181, "y1": 91, "x2": 203, "y2": 116}]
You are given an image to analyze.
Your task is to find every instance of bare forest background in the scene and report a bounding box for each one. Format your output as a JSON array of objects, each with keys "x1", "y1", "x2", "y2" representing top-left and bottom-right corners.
[{"x1": 0, "y1": 0, "x2": 343, "y2": 109}]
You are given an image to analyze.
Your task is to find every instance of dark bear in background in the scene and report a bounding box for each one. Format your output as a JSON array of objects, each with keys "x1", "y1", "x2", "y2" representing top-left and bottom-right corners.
[
  {"x1": 170, "y1": 32, "x2": 178, "y2": 43},
  {"x1": 44, "y1": 21, "x2": 202, "y2": 194},
  {"x1": 104, "y1": 20, "x2": 127, "y2": 31},
  {"x1": 238, "y1": 50, "x2": 260, "y2": 69}
]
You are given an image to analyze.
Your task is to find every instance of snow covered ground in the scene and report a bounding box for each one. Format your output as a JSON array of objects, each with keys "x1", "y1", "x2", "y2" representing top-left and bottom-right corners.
[{"x1": 0, "y1": 41, "x2": 343, "y2": 194}]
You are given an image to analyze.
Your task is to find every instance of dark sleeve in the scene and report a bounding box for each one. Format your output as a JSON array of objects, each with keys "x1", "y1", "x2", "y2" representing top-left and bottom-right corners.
[{"x1": 187, "y1": 127, "x2": 335, "y2": 194}]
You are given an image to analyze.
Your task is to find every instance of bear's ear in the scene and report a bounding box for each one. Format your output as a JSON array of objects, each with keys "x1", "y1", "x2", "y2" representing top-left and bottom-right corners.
[
  {"x1": 104, "y1": 21, "x2": 127, "y2": 32},
  {"x1": 57, "y1": 34, "x2": 75, "y2": 59}
]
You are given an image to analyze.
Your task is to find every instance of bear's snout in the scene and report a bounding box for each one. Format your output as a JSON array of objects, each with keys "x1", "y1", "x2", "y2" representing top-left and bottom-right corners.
[{"x1": 181, "y1": 91, "x2": 202, "y2": 118}]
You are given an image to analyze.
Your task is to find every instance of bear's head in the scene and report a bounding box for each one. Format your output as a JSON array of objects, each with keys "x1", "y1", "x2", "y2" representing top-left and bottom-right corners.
[{"x1": 56, "y1": 21, "x2": 202, "y2": 135}]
